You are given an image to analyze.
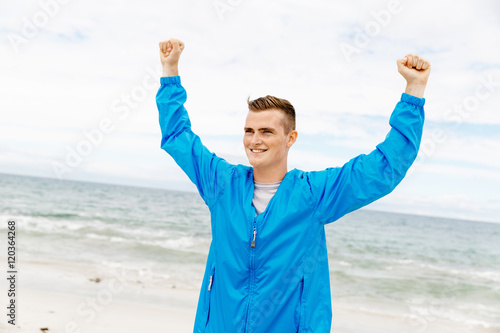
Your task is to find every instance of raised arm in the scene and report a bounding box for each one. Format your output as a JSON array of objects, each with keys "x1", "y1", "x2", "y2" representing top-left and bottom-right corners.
[
  {"x1": 308, "y1": 54, "x2": 430, "y2": 224},
  {"x1": 156, "y1": 38, "x2": 232, "y2": 207}
]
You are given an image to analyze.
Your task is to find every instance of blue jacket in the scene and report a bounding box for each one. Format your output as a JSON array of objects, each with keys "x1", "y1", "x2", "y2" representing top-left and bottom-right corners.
[{"x1": 156, "y1": 76, "x2": 425, "y2": 333}]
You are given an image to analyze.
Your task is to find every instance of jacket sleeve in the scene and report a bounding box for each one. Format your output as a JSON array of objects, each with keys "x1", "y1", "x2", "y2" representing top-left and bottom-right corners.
[
  {"x1": 306, "y1": 93, "x2": 425, "y2": 224},
  {"x1": 156, "y1": 76, "x2": 232, "y2": 208}
]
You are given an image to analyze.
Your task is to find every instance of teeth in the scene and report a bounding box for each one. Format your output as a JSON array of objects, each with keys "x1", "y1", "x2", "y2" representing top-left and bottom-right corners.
[{"x1": 252, "y1": 149, "x2": 266, "y2": 153}]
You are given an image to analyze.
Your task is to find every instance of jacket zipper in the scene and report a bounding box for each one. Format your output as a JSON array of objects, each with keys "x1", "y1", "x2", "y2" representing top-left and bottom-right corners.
[
  {"x1": 245, "y1": 220, "x2": 257, "y2": 331},
  {"x1": 250, "y1": 226, "x2": 257, "y2": 248}
]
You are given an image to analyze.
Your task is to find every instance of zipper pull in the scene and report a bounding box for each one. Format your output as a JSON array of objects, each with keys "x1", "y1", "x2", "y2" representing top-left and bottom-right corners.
[
  {"x1": 251, "y1": 228, "x2": 257, "y2": 248},
  {"x1": 208, "y1": 275, "x2": 213, "y2": 291}
]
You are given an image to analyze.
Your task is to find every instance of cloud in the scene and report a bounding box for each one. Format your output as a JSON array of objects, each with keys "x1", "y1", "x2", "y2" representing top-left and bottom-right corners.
[{"x1": 1, "y1": 0, "x2": 499, "y2": 222}]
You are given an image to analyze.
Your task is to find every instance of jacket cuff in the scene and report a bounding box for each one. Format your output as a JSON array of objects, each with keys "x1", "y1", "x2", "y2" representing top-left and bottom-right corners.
[
  {"x1": 401, "y1": 92, "x2": 425, "y2": 107},
  {"x1": 160, "y1": 76, "x2": 181, "y2": 85}
]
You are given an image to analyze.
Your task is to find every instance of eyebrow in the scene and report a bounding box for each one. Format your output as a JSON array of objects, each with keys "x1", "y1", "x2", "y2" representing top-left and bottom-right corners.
[{"x1": 244, "y1": 127, "x2": 276, "y2": 132}]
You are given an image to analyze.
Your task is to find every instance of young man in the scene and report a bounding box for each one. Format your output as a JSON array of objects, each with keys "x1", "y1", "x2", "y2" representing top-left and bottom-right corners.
[{"x1": 157, "y1": 38, "x2": 430, "y2": 333}]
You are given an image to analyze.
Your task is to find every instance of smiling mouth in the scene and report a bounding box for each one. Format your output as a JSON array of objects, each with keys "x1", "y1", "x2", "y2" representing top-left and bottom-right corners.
[{"x1": 250, "y1": 149, "x2": 268, "y2": 153}]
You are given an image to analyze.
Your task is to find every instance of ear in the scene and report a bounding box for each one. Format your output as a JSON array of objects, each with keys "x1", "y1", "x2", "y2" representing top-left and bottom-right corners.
[{"x1": 287, "y1": 130, "x2": 298, "y2": 148}]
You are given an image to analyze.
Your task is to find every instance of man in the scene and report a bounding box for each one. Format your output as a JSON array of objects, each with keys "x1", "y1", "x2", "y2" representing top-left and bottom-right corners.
[{"x1": 157, "y1": 38, "x2": 430, "y2": 333}]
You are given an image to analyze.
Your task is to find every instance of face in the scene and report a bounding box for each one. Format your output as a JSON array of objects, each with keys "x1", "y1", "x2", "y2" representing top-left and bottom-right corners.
[{"x1": 243, "y1": 109, "x2": 296, "y2": 171}]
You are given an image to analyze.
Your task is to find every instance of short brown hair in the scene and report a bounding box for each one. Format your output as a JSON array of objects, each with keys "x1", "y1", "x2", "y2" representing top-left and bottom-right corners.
[{"x1": 247, "y1": 95, "x2": 296, "y2": 134}]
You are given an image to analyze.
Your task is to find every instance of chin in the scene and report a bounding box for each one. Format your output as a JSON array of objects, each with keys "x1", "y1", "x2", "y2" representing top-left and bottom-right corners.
[
  {"x1": 248, "y1": 160, "x2": 259, "y2": 168},
  {"x1": 247, "y1": 157, "x2": 263, "y2": 168}
]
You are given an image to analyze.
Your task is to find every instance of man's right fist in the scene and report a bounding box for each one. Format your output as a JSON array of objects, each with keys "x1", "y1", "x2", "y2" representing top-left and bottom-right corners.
[{"x1": 159, "y1": 38, "x2": 185, "y2": 68}]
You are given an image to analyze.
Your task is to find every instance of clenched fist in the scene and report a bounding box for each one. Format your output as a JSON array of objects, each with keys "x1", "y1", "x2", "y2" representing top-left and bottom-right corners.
[
  {"x1": 159, "y1": 38, "x2": 185, "y2": 77},
  {"x1": 397, "y1": 54, "x2": 431, "y2": 98}
]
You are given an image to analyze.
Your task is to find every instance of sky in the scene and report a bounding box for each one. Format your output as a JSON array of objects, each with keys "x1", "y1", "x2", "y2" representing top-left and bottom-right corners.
[{"x1": 1, "y1": 0, "x2": 499, "y2": 223}]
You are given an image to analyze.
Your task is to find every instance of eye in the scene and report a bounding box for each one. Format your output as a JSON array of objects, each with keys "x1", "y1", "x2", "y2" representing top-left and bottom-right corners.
[{"x1": 263, "y1": 130, "x2": 272, "y2": 133}]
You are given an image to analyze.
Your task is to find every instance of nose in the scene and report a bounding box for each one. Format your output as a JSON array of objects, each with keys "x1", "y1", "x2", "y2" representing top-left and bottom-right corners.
[{"x1": 250, "y1": 132, "x2": 262, "y2": 145}]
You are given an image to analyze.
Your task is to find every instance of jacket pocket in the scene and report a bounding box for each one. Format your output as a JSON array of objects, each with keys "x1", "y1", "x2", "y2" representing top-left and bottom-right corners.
[
  {"x1": 294, "y1": 277, "x2": 305, "y2": 331},
  {"x1": 204, "y1": 267, "x2": 215, "y2": 329}
]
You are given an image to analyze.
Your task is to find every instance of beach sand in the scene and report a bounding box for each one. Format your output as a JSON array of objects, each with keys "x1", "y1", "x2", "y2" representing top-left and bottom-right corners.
[
  {"x1": 1, "y1": 257, "x2": 198, "y2": 332},
  {"x1": 3, "y1": 287, "x2": 196, "y2": 333},
  {"x1": 1, "y1": 256, "x2": 498, "y2": 333},
  {"x1": 2, "y1": 289, "x2": 197, "y2": 333}
]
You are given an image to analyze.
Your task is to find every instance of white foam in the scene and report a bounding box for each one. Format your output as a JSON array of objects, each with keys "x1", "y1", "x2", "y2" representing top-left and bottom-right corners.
[
  {"x1": 338, "y1": 261, "x2": 352, "y2": 267},
  {"x1": 419, "y1": 263, "x2": 500, "y2": 284}
]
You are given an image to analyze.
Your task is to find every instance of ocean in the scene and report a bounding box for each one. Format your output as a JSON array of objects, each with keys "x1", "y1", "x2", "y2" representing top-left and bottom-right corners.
[{"x1": 1, "y1": 173, "x2": 499, "y2": 331}]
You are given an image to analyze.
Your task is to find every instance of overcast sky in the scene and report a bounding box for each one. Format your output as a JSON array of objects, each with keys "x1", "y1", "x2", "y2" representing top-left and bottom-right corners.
[{"x1": 2, "y1": 0, "x2": 499, "y2": 223}]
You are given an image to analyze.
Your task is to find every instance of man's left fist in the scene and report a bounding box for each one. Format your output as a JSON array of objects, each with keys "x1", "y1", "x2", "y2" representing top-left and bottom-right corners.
[{"x1": 397, "y1": 54, "x2": 431, "y2": 86}]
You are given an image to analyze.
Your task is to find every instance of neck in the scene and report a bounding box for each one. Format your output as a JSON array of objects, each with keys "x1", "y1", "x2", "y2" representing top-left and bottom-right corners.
[{"x1": 252, "y1": 164, "x2": 288, "y2": 183}]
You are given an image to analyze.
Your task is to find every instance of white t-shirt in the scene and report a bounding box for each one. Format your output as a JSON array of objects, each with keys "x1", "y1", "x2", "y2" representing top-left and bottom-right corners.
[{"x1": 252, "y1": 181, "x2": 282, "y2": 216}]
